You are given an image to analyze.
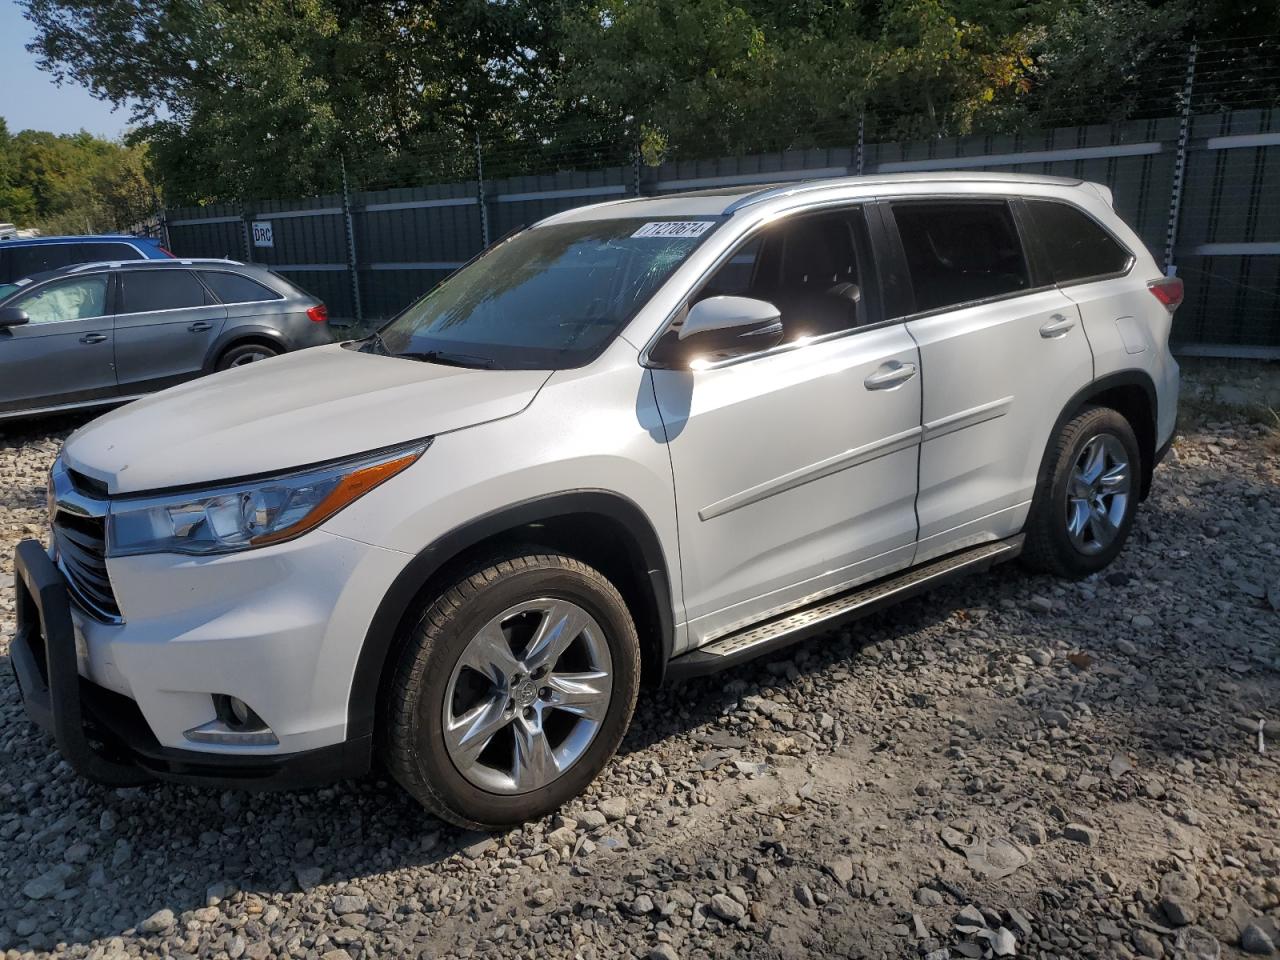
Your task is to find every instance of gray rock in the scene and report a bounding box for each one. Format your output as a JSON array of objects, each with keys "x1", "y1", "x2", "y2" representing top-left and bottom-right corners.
[
  {"x1": 1115, "y1": 638, "x2": 1139, "y2": 656},
  {"x1": 1132, "y1": 928, "x2": 1165, "y2": 958},
  {"x1": 1174, "y1": 926, "x2": 1221, "y2": 960},
  {"x1": 529, "y1": 887, "x2": 555, "y2": 907},
  {"x1": 915, "y1": 886, "x2": 944, "y2": 907},
  {"x1": 1029, "y1": 648, "x2": 1053, "y2": 666},
  {"x1": 139, "y1": 908, "x2": 175, "y2": 934},
  {"x1": 22, "y1": 865, "x2": 73, "y2": 900},
  {"x1": 295, "y1": 866, "x2": 325, "y2": 891},
  {"x1": 1062, "y1": 823, "x2": 1098, "y2": 845},
  {"x1": 598, "y1": 796, "x2": 628, "y2": 821},
  {"x1": 795, "y1": 884, "x2": 816, "y2": 908},
  {"x1": 709, "y1": 893, "x2": 746, "y2": 922},
  {"x1": 827, "y1": 856, "x2": 854, "y2": 884},
  {"x1": 956, "y1": 904, "x2": 986, "y2": 927},
  {"x1": 332, "y1": 893, "x2": 368, "y2": 915},
  {"x1": 1162, "y1": 896, "x2": 1196, "y2": 926},
  {"x1": 648, "y1": 946, "x2": 680, "y2": 960},
  {"x1": 1028, "y1": 595, "x2": 1054, "y2": 613},
  {"x1": 1011, "y1": 820, "x2": 1046, "y2": 845},
  {"x1": 1042, "y1": 709, "x2": 1071, "y2": 729},
  {"x1": 579, "y1": 810, "x2": 608, "y2": 829},
  {"x1": 1132, "y1": 614, "x2": 1155, "y2": 629},
  {"x1": 1241, "y1": 924, "x2": 1276, "y2": 955}
]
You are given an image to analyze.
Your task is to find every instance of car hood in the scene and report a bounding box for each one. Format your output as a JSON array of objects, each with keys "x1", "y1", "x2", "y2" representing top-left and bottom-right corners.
[{"x1": 62, "y1": 344, "x2": 553, "y2": 495}]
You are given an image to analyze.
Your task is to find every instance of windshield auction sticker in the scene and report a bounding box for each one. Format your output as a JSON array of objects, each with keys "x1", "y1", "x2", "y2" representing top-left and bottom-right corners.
[{"x1": 632, "y1": 221, "x2": 716, "y2": 239}]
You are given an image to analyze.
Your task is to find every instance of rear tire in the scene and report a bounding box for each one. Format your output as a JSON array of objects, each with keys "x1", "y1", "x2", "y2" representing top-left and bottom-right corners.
[
  {"x1": 1023, "y1": 405, "x2": 1141, "y2": 578},
  {"x1": 216, "y1": 342, "x2": 280, "y2": 370},
  {"x1": 380, "y1": 553, "x2": 640, "y2": 829}
]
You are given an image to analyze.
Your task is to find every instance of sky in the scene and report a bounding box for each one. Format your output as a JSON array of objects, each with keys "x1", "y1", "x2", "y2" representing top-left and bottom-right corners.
[{"x1": 0, "y1": 0, "x2": 135, "y2": 138}]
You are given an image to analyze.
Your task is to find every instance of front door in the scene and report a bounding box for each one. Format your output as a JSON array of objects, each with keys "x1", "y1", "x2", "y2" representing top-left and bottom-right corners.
[
  {"x1": 651, "y1": 206, "x2": 922, "y2": 646},
  {"x1": 0, "y1": 272, "x2": 116, "y2": 415},
  {"x1": 113, "y1": 268, "x2": 228, "y2": 392}
]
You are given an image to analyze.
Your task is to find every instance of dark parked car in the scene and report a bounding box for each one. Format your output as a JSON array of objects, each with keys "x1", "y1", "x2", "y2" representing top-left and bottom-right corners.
[
  {"x1": 0, "y1": 235, "x2": 173, "y2": 284},
  {"x1": 0, "y1": 259, "x2": 333, "y2": 420}
]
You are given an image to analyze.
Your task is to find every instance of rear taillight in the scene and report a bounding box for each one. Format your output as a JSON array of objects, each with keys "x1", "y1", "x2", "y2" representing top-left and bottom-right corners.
[
  {"x1": 1148, "y1": 276, "x2": 1184, "y2": 312},
  {"x1": 306, "y1": 304, "x2": 328, "y2": 323}
]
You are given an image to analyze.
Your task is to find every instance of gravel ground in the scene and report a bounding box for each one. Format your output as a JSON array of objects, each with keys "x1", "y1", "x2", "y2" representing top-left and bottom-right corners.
[{"x1": 1, "y1": 364, "x2": 1278, "y2": 960}]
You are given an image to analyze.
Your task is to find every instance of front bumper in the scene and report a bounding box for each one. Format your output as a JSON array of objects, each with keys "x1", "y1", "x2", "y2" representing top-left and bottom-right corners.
[{"x1": 11, "y1": 539, "x2": 369, "y2": 790}]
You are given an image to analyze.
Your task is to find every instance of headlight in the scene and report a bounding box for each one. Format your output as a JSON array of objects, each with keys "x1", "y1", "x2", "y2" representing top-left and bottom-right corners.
[{"x1": 106, "y1": 441, "x2": 428, "y2": 557}]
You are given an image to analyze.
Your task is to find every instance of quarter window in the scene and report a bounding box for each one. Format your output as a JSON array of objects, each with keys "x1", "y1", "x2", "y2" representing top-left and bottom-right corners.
[
  {"x1": 11, "y1": 275, "x2": 109, "y2": 324},
  {"x1": 1025, "y1": 199, "x2": 1132, "y2": 282},
  {"x1": 891, "y1": 201, "x2": 1030, "y2": 313},
  {"x1": 201, "y1": 271, "x2": 281, "y2": 304},
  {"x1": 120, "y1": 270, "x2": 210, "y2": 313},
  {"x1": 75, "y1": 242, "x2": 145, "y2": 263}
]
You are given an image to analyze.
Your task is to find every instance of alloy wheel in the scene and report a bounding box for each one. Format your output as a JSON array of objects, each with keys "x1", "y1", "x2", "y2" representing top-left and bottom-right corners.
[
  {"x1": 1065, "y1": 433, "x2": 1131, "y2": 555},
  {"x1": 442, "y1": 597, "x2": 613, "y2": 795}
]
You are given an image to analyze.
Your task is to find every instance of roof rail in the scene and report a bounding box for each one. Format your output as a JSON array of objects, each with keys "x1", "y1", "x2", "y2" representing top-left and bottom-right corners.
[
  {"x1": 66, "y1": 257, "x2": 244, "y2": 273},
  {"x1": 723, "y1": 171, "x2": 1085, "y2": 214}
]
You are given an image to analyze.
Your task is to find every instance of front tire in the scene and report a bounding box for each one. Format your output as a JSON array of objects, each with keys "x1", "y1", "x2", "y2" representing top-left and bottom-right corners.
[
  {"x1": 1023, "y1": 405, "x2": 1141, "y2": 578},
  {"x1": 380, "y1": 553, "x2": 640, "y2": 829}
]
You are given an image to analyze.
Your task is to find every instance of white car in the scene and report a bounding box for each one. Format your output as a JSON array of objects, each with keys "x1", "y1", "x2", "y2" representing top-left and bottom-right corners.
[{"x1": 13, "y1": 172, "x2": 1180, "y2": 828}]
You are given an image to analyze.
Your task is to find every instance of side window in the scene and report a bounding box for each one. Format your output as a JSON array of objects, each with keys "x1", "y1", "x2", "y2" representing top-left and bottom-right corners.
[
  {"x1": 1025, "y1": 200, "x2": 1132, "y2": 283},
  {"x1": 891, "y1": 201, "x2": 1030, "y2": 313},
  {"x1": 120, "y1": 270, "x2": 210, "y2": 313},
  {"x1": 12, "y1": 244, "x2": 74, "y2": 279},
  {"x1": 201, "y1": 271, "x2": 282, "y2": 304},
  {"x1": 76, "y1": 242, "x2": 145, "y2": 263},
  {"x1": 11, "y1": 275, "x2": 109, "y2": 324},
  {"x1": 695, "y1": 207, "x2": 880, "y2": 340}
]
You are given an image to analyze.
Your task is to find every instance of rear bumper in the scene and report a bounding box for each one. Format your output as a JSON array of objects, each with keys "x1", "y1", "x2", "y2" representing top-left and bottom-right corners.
[{"x1": 11, "y1": 538, "x2": 369, "y2": 790}]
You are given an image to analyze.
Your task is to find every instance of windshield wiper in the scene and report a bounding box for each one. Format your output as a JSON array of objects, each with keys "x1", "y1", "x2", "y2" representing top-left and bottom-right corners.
[
  {"x1": 399, "y1": 350, "x2": 497, "y2": 370},
  {"x1": 357, "y1": 330, "x2": 390, "y2": 355}
]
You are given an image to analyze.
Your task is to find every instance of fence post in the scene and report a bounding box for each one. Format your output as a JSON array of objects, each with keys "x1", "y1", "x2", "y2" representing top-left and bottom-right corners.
[
  {"x1": 340, "y1": 156, "x2": 364, "y2": 326},
  {"x1": 1163, "y1": 41, "x2": 1198, "y2": 275},
  {"x1": 159, "y1": 209, "x2": 171, "y2": 251},
  {"x1": 240, "y1": 205, "x2": 253, "y2": 263},
  {"x1": 475, "y1": 132, "x2": 491, "y2": 247},
  {"x1": 855, "y1": 113, "x2": 866, "y2": 176}
]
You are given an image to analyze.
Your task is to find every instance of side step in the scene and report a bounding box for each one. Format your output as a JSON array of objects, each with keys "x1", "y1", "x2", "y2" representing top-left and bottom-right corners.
[{"x1": 667, "y1": 535, "x2": 1024, "y2": 682}]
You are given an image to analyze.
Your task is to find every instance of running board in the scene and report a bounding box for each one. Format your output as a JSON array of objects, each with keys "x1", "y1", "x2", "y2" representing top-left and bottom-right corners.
[{"x1": 667, "y1": 535, "x2": 1024, "y2": 682}]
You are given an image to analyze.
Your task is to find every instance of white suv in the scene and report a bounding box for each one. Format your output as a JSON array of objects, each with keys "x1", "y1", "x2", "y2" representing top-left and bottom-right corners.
[{"x1": 13, "y1": 172, "x2": 1180, "y2": 828}]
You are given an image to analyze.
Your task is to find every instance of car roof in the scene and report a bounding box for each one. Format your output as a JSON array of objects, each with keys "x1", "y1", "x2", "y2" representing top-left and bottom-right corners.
[
  {"x1": 2, "y1": 258, "x2": 270, "y2": 291},
  {"x1": 540, "y1": 171, "x2": 1087, "y2": 224},
  {"x1": 0, "y1": 234, "x2": 161, "y2": 246}
]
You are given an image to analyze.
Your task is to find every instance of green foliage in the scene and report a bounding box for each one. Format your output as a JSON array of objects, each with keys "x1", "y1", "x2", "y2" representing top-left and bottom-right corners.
[
  {"x1": 16, "y1": 0, "x2": 1279, "y2": 202},
  {"x1": 0, "y1": 118, "x2": 156, "y2": 232}
]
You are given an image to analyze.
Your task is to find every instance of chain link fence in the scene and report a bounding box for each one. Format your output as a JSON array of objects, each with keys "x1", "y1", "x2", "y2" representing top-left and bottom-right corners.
[{"x1": 139, "y1": 37, "x2": 1280, "y2": 356}]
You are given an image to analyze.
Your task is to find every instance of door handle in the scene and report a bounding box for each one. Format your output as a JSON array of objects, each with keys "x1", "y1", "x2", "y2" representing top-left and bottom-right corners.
[
  {"x1": 188, "y1": 321, "x2": 214, "y2": 332},
  {"x1": 79, "y1": 333, "x2": 108, "y2": 344},
  {"x1": 864, "y1": 360, "x2": 917, "y2": 390},
  {"x1": 1039, "y1": 314, "x2": 1076, "y2": 338}
]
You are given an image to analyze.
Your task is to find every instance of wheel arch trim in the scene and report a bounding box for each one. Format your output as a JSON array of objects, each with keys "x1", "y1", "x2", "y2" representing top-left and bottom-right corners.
[
  {"x1": 345, "y1": 489, "x2": 676, "y2": 742},
  {"x1": 204, "y1": 325, "x2": 288, "y2": 371},
  {"x1": 1043, "y1": 369, "x2": 1160, "y2": 498}
]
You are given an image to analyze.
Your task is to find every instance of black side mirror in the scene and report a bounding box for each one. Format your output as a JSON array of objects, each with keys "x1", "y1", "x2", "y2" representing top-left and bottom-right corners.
[{"x1": 0, "y1": 307, "x2": 29, "y2": 328}]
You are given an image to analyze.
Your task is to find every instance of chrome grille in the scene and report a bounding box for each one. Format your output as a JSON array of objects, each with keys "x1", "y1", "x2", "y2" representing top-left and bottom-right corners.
[
  {"x1": 49, "y1": 459, "x2": 121, "y2": 623},
  {"x1": 53, "y1": 511, "x2": 121, "y2": 622}
]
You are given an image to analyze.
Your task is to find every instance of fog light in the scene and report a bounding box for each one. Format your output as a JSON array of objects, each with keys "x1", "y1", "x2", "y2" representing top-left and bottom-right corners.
[{"x1": 184, "y1": 695, "x2": 279, "y2": 746}]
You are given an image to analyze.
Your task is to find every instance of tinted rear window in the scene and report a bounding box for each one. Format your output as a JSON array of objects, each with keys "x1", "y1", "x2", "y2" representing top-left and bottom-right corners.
[
  {"x1": 76, "y1": 241, "x2": 145, "y2": 263},
  {"x1": 120, "y1": 270, "x2": 211, "y2": 313},
  {"x1": 9, "y1": 244, "x2": 75, "y2": 280},
  {"x1": 201, "y1": 271, "x2": 282, "y2": 304},
  {"x1": 891, "y1": 201, "x2": 1030, "y2": 313},
  {"x1": 1025, "y1": 200, "x2": 1132, "y2": 283}
]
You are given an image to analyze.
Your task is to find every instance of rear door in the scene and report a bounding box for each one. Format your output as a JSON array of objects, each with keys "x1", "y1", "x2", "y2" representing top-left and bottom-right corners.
[
  {"x1": 113, "y1": 268, "x2": 228, "y2": 392},
  {"x1": 0, "y1": 273, "x2": 116, "y2": 415},
  {"x1": 880, "y1": 197, "x2": 1094, "y2": 563}
]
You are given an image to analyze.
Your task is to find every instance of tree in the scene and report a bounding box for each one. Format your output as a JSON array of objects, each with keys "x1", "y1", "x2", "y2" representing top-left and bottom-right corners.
[{"x1": 0, "y1": 122, "x2": 156, "y2": 232}]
